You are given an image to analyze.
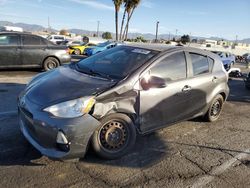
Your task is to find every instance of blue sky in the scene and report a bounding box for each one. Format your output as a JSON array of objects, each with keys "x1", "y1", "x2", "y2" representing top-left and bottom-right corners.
[{"x1": 0, "y1": 0, "x2": 249, "y2": 40}]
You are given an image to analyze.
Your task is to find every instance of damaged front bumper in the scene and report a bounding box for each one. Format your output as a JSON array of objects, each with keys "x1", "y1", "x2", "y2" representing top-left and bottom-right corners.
[{"x1": 18, "y1": 97, "x2": 100, "y2": 160}]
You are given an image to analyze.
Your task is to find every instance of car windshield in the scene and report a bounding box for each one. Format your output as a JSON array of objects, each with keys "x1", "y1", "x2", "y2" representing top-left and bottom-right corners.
[
  {"x1": 97, "y1": 41, "x2": 110, "y2": 47},
  {"x1": 76, "y1": 46, "x2": 159, "y2": 79}
]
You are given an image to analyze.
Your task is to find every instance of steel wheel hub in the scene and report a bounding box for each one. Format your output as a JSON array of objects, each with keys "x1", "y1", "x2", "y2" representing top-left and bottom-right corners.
[
  {"x1": 99, "y1": 121, "x2": 127, "y2": 150},
  {"x1": 211, "y1": 100, "x2": 221, "y2": 117},
  {"x1": 48, "y1": 61, "x2": 56, "y2": 69}
]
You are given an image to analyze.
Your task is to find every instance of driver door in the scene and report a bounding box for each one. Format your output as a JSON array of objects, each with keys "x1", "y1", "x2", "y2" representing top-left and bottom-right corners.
[{"x1": 139, "y1": 51, "x2": 193, "y2": 133}]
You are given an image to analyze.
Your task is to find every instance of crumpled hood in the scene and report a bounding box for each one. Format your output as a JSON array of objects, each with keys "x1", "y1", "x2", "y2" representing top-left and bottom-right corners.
[{"x1": 25, "y1": 65, "x2": 115, "y2": 106}]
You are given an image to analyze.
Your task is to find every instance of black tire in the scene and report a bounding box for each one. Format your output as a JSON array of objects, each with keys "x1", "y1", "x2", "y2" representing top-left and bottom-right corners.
[
  {"x1": 74, "y1": 49, "x2": 81, "y2": 55},
  {"x1": 43, "y1": 57, "x2": 60, "y2": 71},
  {"x1": 204, "y1": 94, "x2": 224, "y2": 122},
  {"x1": 92, "y1": 113, "x2": 136, "y2": 159}
]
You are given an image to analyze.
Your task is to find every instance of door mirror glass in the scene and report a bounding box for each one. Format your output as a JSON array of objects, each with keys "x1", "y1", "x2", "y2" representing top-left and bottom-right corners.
[{"x1": 140, "y1": 75, "x2": 166, "y2": 90}]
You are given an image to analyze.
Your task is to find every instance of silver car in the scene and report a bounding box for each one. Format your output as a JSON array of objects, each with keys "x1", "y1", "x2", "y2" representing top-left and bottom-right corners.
[{"x1": 18, "y1": 44, "x2": 229, "y2": 160}]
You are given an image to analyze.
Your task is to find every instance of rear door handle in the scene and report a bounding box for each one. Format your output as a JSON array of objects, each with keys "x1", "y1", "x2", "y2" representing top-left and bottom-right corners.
[{"x1": 182, "y1": 85, "x2": 191, "y2": 92}]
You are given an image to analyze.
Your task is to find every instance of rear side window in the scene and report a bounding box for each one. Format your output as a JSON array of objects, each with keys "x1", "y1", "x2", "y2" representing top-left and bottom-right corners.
[
  {"x1": 22, "y1": 35, "x2": 42, "y2": 45},
  {"x1": 208, "y1": 57, "x2": 214, "y2": 72},
  {"x1": 0, "y1": 35, "x2": 19, "y2": 46},
  {"x1": 150, "y1": 52, "x2": 187, "y2": 82},
  {"x1": 190, "y1": 53, "x2": 210, "y2": 76}
]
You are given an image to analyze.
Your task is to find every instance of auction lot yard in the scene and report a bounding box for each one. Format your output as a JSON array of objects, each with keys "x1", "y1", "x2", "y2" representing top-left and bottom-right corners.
[{"x1": 0, "y1": 62, "x2": 249, "y2": 188}]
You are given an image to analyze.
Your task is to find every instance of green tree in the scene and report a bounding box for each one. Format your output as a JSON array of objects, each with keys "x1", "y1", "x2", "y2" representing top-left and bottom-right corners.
[
  {"x1": 135, "y1": 36, "x2": 146, "y2": 42},
  {"x1": 59, "y1": 29, "x2": 69, "y2": 36},
  {"x1": 180, "y1": 35, "x2": 190, "y2": 44},
  {"x1": 112, "y1": 0, "x2": 123, "y2": 41},
  {"x1": 102, "y1": 32, "x2": 113, "y2": 39}
]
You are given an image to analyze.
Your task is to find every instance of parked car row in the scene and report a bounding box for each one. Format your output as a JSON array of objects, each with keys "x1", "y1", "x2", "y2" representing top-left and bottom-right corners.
[
  {"x1": 69, "y1": 41, "x2": 123, "y2": 56},
  {"x1": 68, "y1": 42, "x2": 96, "y2": 55},
  {"x1": 211, "y1": 51, "x2": 235, "y2": 71}
]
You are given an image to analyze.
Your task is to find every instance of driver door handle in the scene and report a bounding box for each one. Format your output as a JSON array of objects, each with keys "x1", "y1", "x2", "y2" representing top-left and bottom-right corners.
[{"x1": 182, "y1": 85, "x2": 191, "y2": 92}]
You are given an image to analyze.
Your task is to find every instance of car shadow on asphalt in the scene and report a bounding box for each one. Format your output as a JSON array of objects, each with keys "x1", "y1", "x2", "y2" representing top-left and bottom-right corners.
[
  {"x1": 0, "y1": 68, "x2": 42, "y2": 73},
  {"x1": 0, "y1": 82, "x2": 44, "y2": 166},
  {"x1": 82, "y1": 132, "x2": 169, "y2": 169}
]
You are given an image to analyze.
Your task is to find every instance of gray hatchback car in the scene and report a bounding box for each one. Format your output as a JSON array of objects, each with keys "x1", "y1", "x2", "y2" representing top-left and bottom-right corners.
[{"x1": 18, "y1": 44, "x2": 229, "y2": 160}]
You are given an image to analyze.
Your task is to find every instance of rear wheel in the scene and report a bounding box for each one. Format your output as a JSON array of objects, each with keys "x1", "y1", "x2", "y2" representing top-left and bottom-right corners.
[
  {"x1": 43, "y1": 57, "x2": 60, "y2": 71},
  {"x1": 74, "y1": 49, "x2": 81, "y2": 55},
  {"x1": 204, "y1": 94, "x2": 224, "y2": 122},
  {"x1": 92, "y1": 113, "x2": 136, "y2": 159}
]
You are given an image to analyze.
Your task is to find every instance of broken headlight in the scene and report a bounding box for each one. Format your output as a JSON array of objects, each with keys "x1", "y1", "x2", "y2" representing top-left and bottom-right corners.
[{"x1": 44, "y1": 97, "x2": 95, "y2": 118}]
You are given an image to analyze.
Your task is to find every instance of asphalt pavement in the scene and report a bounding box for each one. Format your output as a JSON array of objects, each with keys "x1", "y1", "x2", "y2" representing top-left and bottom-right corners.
[{"x1": 0, "y1": 62, "x2": 250, "y2": 188}]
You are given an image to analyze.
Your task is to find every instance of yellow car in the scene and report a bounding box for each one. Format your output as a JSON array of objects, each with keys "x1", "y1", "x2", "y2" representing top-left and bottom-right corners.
[{"x1": 69, "y1": 43, "x2": 96, "y2": 55}]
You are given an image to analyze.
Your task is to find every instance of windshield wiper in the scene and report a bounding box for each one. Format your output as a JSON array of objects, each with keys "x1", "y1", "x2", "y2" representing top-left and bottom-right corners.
[{"x1": 75, "y1": 64, "x2": 113, "y2": 80}]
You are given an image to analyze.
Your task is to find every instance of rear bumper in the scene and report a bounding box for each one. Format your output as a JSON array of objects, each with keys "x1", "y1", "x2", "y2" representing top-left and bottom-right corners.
[
  {"x1": 59, "y1": 54, "x2": 71, "y2": 64},
  {"x1": 18, "y1": 97, "x2": 100, "y2": 160}
]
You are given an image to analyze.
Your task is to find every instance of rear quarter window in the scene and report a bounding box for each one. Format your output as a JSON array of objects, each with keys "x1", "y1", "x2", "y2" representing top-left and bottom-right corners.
[{"x1": 190, "y1": 53, "x2": 210, "y2": 76}]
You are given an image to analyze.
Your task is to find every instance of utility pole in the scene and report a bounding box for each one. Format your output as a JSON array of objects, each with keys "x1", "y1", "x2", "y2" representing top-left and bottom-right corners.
[
  {"x1": 48, "y1": 16, "x2": 51, "y2": 33},
  {"x1": 97, "y1": 21, "x2": 100, "y2": 37},
  {"x1": 168, "y1": 32, "x2": 171, "y2": 41},
  {"x1": 155, "y1": 21, "x2": 159, "y2": 43},
  {"x1": 175, "y1": 29, "x2": 178, "y2": 38}
]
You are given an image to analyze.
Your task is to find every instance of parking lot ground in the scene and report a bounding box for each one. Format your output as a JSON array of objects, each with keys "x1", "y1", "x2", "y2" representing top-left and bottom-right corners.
[{"x1": 0, "y1": 63, "x2": 249, "y2": 188}]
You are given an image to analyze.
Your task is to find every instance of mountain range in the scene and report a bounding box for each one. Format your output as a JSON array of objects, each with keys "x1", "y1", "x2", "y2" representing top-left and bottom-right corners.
[{"x1": 1, "y1": 21, "x2": 249, "y2": 44}]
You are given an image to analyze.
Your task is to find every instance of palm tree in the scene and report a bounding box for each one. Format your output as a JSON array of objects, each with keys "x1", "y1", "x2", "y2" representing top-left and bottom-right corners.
[
  {"x1": 112, "y1": 0, "x2": 123, "y2": 41},
  {"x1": 122, "y1": 0, "x2": 141, "y2": 41},
  {"x1": 119, "y1": 0, "x2": 128, "y2": 40}
]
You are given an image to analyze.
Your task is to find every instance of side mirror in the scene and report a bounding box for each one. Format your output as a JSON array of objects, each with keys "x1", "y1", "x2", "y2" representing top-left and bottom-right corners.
[{"x1": 140, "y1": 76, "x2": 166, "y2": 90}]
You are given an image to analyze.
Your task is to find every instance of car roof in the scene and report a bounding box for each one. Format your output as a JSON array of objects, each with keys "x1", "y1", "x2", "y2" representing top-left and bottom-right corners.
[
  {"x1": 0, "y1": 31, "x2": 32, "y2": 35},
  {"x1": 0, "y1": 31, "x2": 46, "y2": 39}
]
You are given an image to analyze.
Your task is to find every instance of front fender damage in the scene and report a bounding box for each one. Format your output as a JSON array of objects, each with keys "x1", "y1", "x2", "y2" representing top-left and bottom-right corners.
[{"x1": 92, "y1": 90, "x2": 139, "y2": 125}]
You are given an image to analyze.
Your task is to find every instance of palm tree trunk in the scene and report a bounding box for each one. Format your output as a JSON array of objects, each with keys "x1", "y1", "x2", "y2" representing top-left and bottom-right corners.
[
  {"x1": 124, "y1": 7, "x2": 135, "y2": 41},
  {"x1": 122, "y1": 14, "x2": 129, "y2": 40},
  {"x1": 115, "y1": 8, "x2": 119, "y2": 41},
  {"x1": 119, "y1": 8, "x2": 126, "y2": 41}
]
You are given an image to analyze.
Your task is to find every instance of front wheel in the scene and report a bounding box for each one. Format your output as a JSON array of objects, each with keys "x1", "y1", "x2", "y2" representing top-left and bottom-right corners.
[
  {"x1": 204, "y1": 94, "x2": 224, "y2": 122},
  {"x1": 92, "y1": 113, "x2": 136, "y2": 159},
  {"x1": 43, "y1": 57, "x2": 60, "y2": 71}
]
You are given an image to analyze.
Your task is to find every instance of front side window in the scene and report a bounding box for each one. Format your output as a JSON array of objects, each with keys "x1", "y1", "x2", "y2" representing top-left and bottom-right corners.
[
  {"x1": 76, "y1": 46, "x2": 158, "y2": 79},
  {"x1": 0, "y1": 35, "x2": 18, "y2": 46},
  {"x1": 22, "y1": 35, "x2": 41, "y2": 45},
  {"x1": 150, "y1": 52, "x2": 187, "y2": 82},
  {"x1": 190, "y1": 53, "x2": 210, "y2": 76}
]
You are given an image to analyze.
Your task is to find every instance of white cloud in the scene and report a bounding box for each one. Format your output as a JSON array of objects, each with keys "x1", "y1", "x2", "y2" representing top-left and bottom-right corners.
[{"x1": 68, "y1": 0, "x2": 113, "y2": 11}]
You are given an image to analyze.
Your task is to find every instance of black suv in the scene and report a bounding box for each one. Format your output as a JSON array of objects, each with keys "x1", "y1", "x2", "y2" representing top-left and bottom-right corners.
[{"x1": 0, "y1": 32, "x2": 71, "y2": 71}]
